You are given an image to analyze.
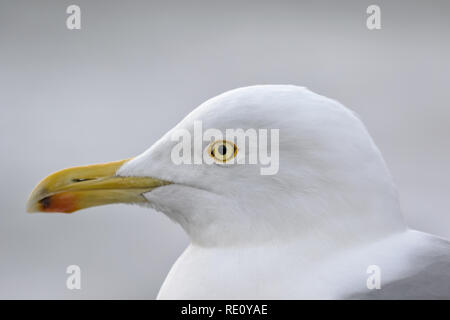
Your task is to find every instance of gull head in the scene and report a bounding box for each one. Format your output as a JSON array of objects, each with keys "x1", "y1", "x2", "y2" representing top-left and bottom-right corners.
[{"x1": 27, "y1": 85, "x2": 404, "y2": 247}]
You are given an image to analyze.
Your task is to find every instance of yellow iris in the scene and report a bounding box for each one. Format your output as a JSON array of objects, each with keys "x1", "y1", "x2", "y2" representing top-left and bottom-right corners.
[{"x1": 208, "y1": 140, "x2": 238, "y2": 163}]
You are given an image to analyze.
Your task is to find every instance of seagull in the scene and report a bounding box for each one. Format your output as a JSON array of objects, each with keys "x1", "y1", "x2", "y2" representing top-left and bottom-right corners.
[{"x1": 27, "y1": 85, "x2": 450, "y2": 299}]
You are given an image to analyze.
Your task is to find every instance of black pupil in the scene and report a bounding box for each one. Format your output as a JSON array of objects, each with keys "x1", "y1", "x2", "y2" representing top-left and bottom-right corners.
[{"x1": 218, "y1": 145, "x2": 227, "y2": 156}]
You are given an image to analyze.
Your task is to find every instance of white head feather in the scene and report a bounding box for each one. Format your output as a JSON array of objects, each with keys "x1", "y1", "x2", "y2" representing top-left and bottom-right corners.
[{"x1": 117, "y1": 85, "x2": 405, "y2": 251}]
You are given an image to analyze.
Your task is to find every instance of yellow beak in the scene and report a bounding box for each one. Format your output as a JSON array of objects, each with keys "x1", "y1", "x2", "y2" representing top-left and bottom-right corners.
[{"x1": 26, "y1": 159, "x2": 170, "y2": 214}]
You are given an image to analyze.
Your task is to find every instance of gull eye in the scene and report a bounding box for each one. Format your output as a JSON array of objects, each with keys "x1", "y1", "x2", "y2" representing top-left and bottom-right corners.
[{"x1": 208, "y1": 140, "x2": 238, "y2": 163}]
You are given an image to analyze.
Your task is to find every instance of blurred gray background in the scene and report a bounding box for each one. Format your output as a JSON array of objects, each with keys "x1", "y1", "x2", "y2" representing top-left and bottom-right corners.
[{"x1": 1, "y1": 0, "x2": 449, "y2": 299}]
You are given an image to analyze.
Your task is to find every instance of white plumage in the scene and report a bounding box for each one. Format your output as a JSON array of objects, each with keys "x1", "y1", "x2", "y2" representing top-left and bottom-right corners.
[{"x1": 116, "y1": 85, "x2": 450, "y2": 299}]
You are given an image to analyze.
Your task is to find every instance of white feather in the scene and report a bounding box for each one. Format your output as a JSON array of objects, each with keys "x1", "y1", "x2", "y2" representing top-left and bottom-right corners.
[{"x1": 117, "y1": 85, "x2": 449, "y2": 299}]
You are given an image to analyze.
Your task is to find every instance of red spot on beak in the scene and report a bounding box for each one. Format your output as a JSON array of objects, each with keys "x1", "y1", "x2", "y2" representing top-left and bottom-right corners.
[{"x1": 39, "y1": 192, "x2": 78, "y2": 213}]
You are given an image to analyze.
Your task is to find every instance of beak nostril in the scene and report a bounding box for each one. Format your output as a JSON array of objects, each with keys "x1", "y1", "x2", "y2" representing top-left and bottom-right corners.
[{"x1": 72, "y1": 178, "x2": 94, "y2": 183}]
